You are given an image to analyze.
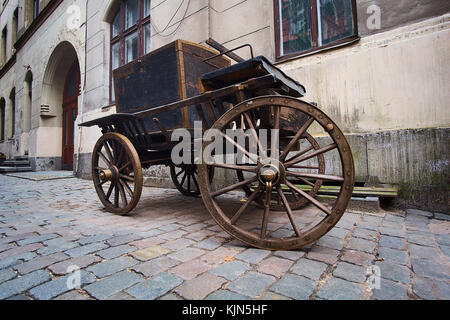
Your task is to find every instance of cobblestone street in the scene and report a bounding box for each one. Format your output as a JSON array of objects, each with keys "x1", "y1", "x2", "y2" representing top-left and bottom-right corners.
[{"x1": 0, "y1": 173, "x2": 449, "y2": 300}]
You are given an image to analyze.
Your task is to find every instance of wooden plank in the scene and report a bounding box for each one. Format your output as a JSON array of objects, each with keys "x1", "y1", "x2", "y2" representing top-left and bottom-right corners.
[{"x1": 280, "y1": 184, "x2": 399, "y2": 198}]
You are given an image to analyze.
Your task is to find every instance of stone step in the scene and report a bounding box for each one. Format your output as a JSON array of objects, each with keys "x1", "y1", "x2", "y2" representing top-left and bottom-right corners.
[
  {"x1": 14, "y1": 156, "x2": 29, "y2": 161},
  {"x1": 0, "y1": 166, "x2": 32, "y2": 173},
  {"x1": 2, "y1": 160, "x2": 31, "y2": 167}
]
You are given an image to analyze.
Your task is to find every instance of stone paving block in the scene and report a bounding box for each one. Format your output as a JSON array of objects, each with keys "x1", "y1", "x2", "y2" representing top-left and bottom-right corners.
[
  {"x1": 130, "y1": 237, "x2": 164, "y2": 249},
  {"x1": 0, "y1": 232, "x2": 36, "y2": 246},
  {"x1": 227, "y1": 271, "x2": 276, "y2": 299},
  {"x1": 315, "y1": 235, "x2": 344, "y2": 250},
  {"x1": 54, "y1": 290, "x2": 92, "y2": 300},
  {"x1": 106, "y1": 234, "x2": 142, "y2": 247},
  {"x1": 132, "y1": 256, "x2": 180, "y2": 277},
  {"x1": 209, "y1": 260, "x2": 251, "y2": 281},
  {"x1": 0, "y1": 270, "x2": 51, "y2": 300},
  {"x1": 206, "y1": 290, "x2": 250, "y2": 300},
  {"x1": 136, "y1": 229, "x2": 164, "y2": 238},
  {"x1": 159, "y1": 293, "x2": 183, "y2": 300},
  {"x1": 384, "y1": 214, "x2": 405, "y2": 223},
  {"x1": 126, "y1": 272, "x2": 183, "y2": 300},
  {"x1": 439, "y1": 245, "x2": 450, "y2": 257},
  {"x1": 182, "y1": 223, "x2": 207, "y2": 232},
  {"x1": 434, "y1": 213, "x2": 450, "y2": 221},
  {"x1": 17, "y1": 233, "x2": 59, "y2": 246},
  {"x1": 376, "y1": 261, "x2": 411, "y2": 284},
  {"x1": 160, "y1": 230, "x2": 188, "y2": 241},
  {"x1": 169, "y1": 258, "x2": 212, "y2": 280},
  {"x1": 0, "y1": 243, "x2": 43, "y2": 260},
  {"x1": 185, "y1": 229, "x2": 216, "y2": 241},
  {"x1": 411, "y1": 259, "x2": 450, "y2": 280},
  {"x1": 29, "y1": 270, "x2": 96, "y2": 300},
  {"x1": 159, "y1": 223, "x2": 183, "y2": 232},
  {"x1": 341, "y1": 250, "x2": 374, "y2": 266},
  {"x1": 65, "y1": 242, "x2": 109, "y2": 258},
  {"x1": 376, "y1": 247, "x2": 408, "y2": 265},
  {"x1": 256, "y1": 291, "x2": 291, "y2": 300},
  {"x1": 161, "y1": 238, "x2": 195, "y2": 251},
  {"x1": 271, "y1": 274, "x2": 315, "y2": 300},
  {"x1": 235, "y1": 248, "x2": 271, "y2": 264},
  {"x1": 131, "y1": 246, "x2": 171, "y2": 261},
  {"x1": 307, "y1": 246, "x2": 339, "y2": 265},
  {"x1": 257, "y1": 256, "x2": 294, "y2": 278},
  {"x1": 352, "y1": 228, "x2": 378, "y2": 241},
  {"x1": 379, "y1": 227, "x2": 405, "y2": 238},
  {"x1": 0, "y1": 243, "x2": 17, "y2": 253},
  {"x1": 409, "y1": 244, "x2": 440, "y2": 260},
  {"x1": 106, "y1": 291, "x2": 136, "y2": 300},
  {"x1": 87, "y1": 256, "x2": 139, "y2": 278},
  {"x1": 334, "y1": 262, "x2": 367, "y2": 283},
  {"x1": 412, "y1": 276, "x2": 443, "y2": 300},
  {"x1": 371, "y1": 278, "x2": 409, "y2": 300},
  {"x1": 0, "y1": 252, "x2": 37, "y2": 269},
  {"x1": 7, "y1": 294, "x2": 32, "y2": 300},
  {"x1": 290, "y1": 258, "x2": 328, "y2": 281},
  {"x1": 0, "y1": 268, "x2": 16, "y2": 283},
  {"x1": 168, "y1": 247, "x2": 205, "y2": 262},
  {"x1": 326, "y1": 227, "x2": 350, "y2": 239},
  {"x1": 78, "y1": 234, "x2": 112, "y2": 245},
  {"x1": 316, "y1": 277, "x2": 365, "y2": 300},
  {"x1": 175, "y1": 273, "x2": 227, "y2": 299},
  {"x1": 273, "y1": 250, "x2": 306, "y2": 261},
  {"x1": 346, "y1": 238, "x2": 377, "y2": 253},
  {"x1": 37, "y1": 241, "x2": 79, "y2": 256},
  {"x1": 406, "y1": 233, "x2": 435, "y2": 247},
  {"x1": 97, "y1": 245, "x2": 137, "y2": 259},
  {"x1": 195, "y1": 237, "x2": 222, "y2": 251},
  {"x1": 84, "y1": 270, "x2": 143, "y2": 300},
  {"x1": 406, "y1": 209, "x2": 433, "y2": 218},
  {"x1": 435, "y1": 234, "x2": 450, "y2": 246},
  {"x1": 49, "y1": 254, "x2": 102, "y2": 276},
  {"x1": 14, "y1": 252, "x2": 69, "y2": 275},
  {"x1": 379, "y1": 235, "x2": 405, "y2": 250}
]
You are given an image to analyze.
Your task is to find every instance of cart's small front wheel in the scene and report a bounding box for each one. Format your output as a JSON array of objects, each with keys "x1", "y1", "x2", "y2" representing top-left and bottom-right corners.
[{"x1": 92, "y1": 132, "x2": 143, "y2": 215}]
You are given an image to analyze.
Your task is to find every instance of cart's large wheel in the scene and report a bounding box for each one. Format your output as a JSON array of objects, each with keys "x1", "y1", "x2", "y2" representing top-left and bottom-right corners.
[
  {"x1": 92, "y1": 132, "x2": 143, "y2": 215},
  {"x1": 198, "y1": 96, "x2": 354, "y2": 250},
  {"x1": 170, "y1": 165, "x2": 214, "y2": 197}
]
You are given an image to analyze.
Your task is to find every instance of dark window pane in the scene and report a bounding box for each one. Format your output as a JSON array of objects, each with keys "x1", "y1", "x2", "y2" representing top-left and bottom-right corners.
[
  {"x1": 126, "y1": 0, "x2": 139, "y2": 29},
  {"x1": 111, "y1": 42, "x2": 120, "y2": 69},
  {"x1": 318, "y1": 0, "x2": 354, "y2": 45},
  {"x1": 65, "y1": 111, "x2": 68, "y2": 146},
  {"x1": 144, "y1": 0, "x2": 151, "y2": 18},
  {"x1": 66, "y1": 68, "x2": 78, "y2": 97},
  {"x1": 125, "y1": 31, "x2": 138, "y2": 63},
  {"x1": 280, "y1": 0, "x2": 312, "y2": 55},
  {"x1": 112, "y1": 11, "x2": 121, "y2": 38},
  {"x1": 144, "y1": 23, "x2": 151, "y2": 54},
  {"x1": 72, "y1": 108, "x2": 76, "y2": 145}
]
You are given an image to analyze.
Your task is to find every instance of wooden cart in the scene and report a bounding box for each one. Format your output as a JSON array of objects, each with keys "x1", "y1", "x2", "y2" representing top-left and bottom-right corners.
[{"x1": 80, "y1": 40, "x2": 355, "y2": 250}]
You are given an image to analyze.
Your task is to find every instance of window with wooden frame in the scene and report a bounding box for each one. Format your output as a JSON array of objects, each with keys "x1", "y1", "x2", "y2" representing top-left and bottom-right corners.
[
  {"x1": 274, "y1": 0, "x2": 358, "y2": 61},
  {"x1": 110, "y1": 0, "x2": 151, "y2": 102}
]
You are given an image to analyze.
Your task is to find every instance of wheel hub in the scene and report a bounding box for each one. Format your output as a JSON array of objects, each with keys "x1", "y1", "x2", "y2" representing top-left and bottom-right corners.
[
  {"x1": 99, "y1": 166, "x2": 119, "y2": 182},
  {"x1": 257, "y1": 160, "x2": 285, "y2": 186}
]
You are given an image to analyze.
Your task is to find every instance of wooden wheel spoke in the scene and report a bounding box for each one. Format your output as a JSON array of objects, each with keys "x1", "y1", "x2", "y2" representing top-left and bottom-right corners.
[
  {"x1": 180, "y1": 171, "x2": 188, "y2": 187},
  {"x1": 211, "y1": 176, "x2": 258, "y2": 198},
  {"x1": 285, "y1": 144, "x2": 337, "y2": 167},
  {"x1": 285, "y1": 146, "x2": 314, "y2": 163},
  {"x1": 260, "y1": 205, "x2": 270, "y2": 239},
  {"x1": 103, "y1": 141, "x2": 114, "y2": 163},
  {"x1": 114, "y1": 184, "x2": 119, "y2": 208},
  {"x1": 95, "y1": 166, "x2": 107, "y2": 171},
  {"x1": 105, "y1": 183, "x2": 114, "y2": 201},
  {"x1": 230, "y1": 188, "x2": 261, "y2": 225},
  {"x1": 280, "y1": 117, "x2": 314, "y2": 161},
  {"x1": 119, "y1": 161, "x2": 131, "y2": 172},
  {"x1": 286, "y1": 180, "x2": 331, "y2": 216},
  {"x1": 175, "y1": 168, "x2": 185, "y2": 178},
  {"x1": 191, "y1": 172, "x2": 200, "y2": 191},
  {"x1": 120, "y1": 179, "x2": 134, "y2": 198},
  {"x1": 277, "y1": 186, "x2": 302, "y2": 237},
  {"x1": 290, "y1": 165, "x2": 320, "y2": 170},
  {"x1": 187, "y1": 172, "x2": 191, "y2": 193},
  {"x1": 207, "y1": 162, "x2": 257, "y2": 173},
  {"x1": 286, "y1": 171, "x2": 344, "y2": 182},
  {"x1": 120, "y1": 174, "x2": 135, "y2": 182},
  {"x1": 243, "y1": 112, "x2": 267, "y2": 158},
  {"x1": 97, "y1": 151, "x2": 111, "y2": 167},
  {"x1": 273, "y1": 105, "x2": 280, "y2": 130},
  {"x1": 116, "y1": 144, "x2": 125, "y2": 166},
  {"x1": 220, "y1": 131, "x2": 259, "y2": 164},
  {"x1": 118, "y1": 182, "x2": 128, "y2": 207}
]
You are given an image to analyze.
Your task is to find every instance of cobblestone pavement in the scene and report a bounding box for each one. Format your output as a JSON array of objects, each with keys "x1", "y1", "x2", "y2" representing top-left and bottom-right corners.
[{"x1": 0, "y1": 174, "x2": 449, "y2": 300}]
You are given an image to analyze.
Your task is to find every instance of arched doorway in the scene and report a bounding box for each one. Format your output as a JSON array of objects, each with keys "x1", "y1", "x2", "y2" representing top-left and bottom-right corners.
[{"x1": 62, "y1": 61, "x2": 80, "y2": 170}]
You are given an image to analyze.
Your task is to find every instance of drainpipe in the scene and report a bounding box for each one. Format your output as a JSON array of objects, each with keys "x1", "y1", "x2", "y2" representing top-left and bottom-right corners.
[{"x1": 75, "y1": 0, "x2": 88, "y2": 177}]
